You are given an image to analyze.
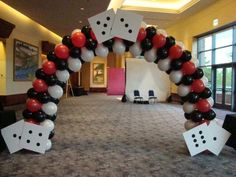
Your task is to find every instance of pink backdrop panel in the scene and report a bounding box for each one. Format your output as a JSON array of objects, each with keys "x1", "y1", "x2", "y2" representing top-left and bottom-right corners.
[{"x1": 107, "y1": 68, "x2": 125, "y2": 95}]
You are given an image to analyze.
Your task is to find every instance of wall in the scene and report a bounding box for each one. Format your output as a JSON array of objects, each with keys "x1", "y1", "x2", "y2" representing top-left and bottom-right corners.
[
  {"x1": 165, "y1": 0, "x2": 236, "y2": 93},
  {"x1": 0, "y1": 1, "x2": 62, "y2": 95},
  {"x1": 0, "y1": 41, "x2": 6, "y2": 94}
]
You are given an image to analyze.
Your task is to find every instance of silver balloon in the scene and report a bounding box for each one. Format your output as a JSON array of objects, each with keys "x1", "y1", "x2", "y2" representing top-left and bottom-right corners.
[
  {"x1": 56, "y1": 70, "x2": 70, "y2": 83},
  {"x1": 169, "y1": 70, "x2": 183, "y2": 83},
  {"x1": 157, "y1": 29, "x2": 168, "y2": 37},
  {"x1": 184, "y1": 120, "x2": 199, "y2": 130},
  {"x1": 207, "y1": 97, "x2": 214, "y2": 107},
  {"x1": 71, "y1": 29, "x2": 81, "y2": 36},
  {"x1": 177, "y1": 84, "x2": 191, "y2": 97},
  {"x1": 129, "y1": 42, "x2": 142, "y2": 57},
  {"x1": 67, "y1": 57, "x2": 82, "y2": 72},
  {"x1": 95, "y1": 44, "x2": 109, "y2": 58},
  {"x1": 45, "y1": 139, "x2": 52, "y2": 151},
  {"x1": 183, "y1": 102, "x2": 196, "y2": 113},
  {"x1": 48, "y1": 85, "x2": 63, "y2": 99},
  {"x1": 42, "y1": 102, "x2": 57, "y2": 116},
  {"x1": 81, "y1": 47, "x2": 94, "y2": 62},
  {"x1": 144, "y1": 48, "x2": 157, "y2": 62},
  {"x1": 201, "y1": 76, "x2": 208, "y2": 86},
  {"x1": 157, "y1": 58, "x2": 171, "y2": 71},
  {"x1": 112, "y1": 40, "x2": 126, "y2": 55},
  {"x1": 40, "y1": 119, "x2": 55, "y2": 131}
]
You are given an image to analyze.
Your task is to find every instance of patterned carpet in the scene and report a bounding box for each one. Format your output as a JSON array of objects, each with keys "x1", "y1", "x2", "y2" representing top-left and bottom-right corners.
[{"x1": 0, "y1": 94, "x2": 235, "y2": 177}]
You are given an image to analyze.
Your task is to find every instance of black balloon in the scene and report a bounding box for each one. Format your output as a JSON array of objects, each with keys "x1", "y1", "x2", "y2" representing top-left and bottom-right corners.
[
  {"x1": 57, "y1": 80, "x2": 66, "y2": 88},
  {"x1": 145, "y1": 26, "x2": 156, "y2": 39},
  {"x1": 180, "y1": 50, "x2": 192, "y2": 62},
  {"x1": 22, "y1": 109, "x2": 33, "y2": 119},
  {"x1": 124, "y1": 40, "x2": 134, "y2": 52},
  {"x1": 37, "y1": 92, "x2": 51, "y2": 104},
  {"x1": 27, "y1": 88, "x2": 38, "y2": 98},
  {"x1": 164, "y1": 36, "x2": 175, "y2": 48},
  {"x1": 184, "y1": 113, "x2": 191, "y2": 120},
  {"x1": 188, "y1": 92, "x2": 200, "y2": 103},
  {"x1": 200, "y1": 87, "x2": 212, "y2": 99},
  {"x1": 166, "y1": 69, "x2": 172, "y2": 75},
  {"x1": 86, "y1": 38, "x2": 97, "y2": 50},
  {"x1": 47, "y1": 114, "x2": 57, "y2": 121},
  {"x1": 191, "y1": 111, "x2": 203, "y2": 122},
  {"x1": 81, "y1": 25, "x2": 91, "y2": 38},
  {"x1": 50, "y1": 97, "x2": 60, "y2": 104},
  {"x1": 175, "y1": 82, "x2": 182, "y2": 86},
  {"x1": 193, "y1": 68, "x2": 204, "y2": 79},
  {"x1": 62, "y1": 35, "x2": 73, "y2": 48},
  {"x1": 103, "y1": 39, "x2": 114, "y2": 51},
  {"x1": 47, "y1": 51, "x2": 57, "y2": 62},
  {"x1": 70, "y1": 47, "x2": 81, "y2": 58},
  {"x1": 171, "y1": 59, "x2": 183, "y2": 70},
  {"x1": 156, "y1": 47, "x2": 168, "y2": 59},
  {"x1": 181, "y1": 95, "x2": 189, "y2": 102},
  {"x1": 55, "y1": 60, "x2": 68, "y2": 70},
  {"x1": 154, "y1": 58, "x2": 159, "y2": 64},
  {"x1": 141, "y1": 38, "x2": 152, "y2": 51},
  {"x1": 33, "y1": 111, "x2": 47, "y2": 122},
  {"x1": 204, "y1": 109, "x2": 216, "y2": 120},
  {"x1": 35, "y1": 68, "x2": 47, "y2": 80},
  {"x1": 46, "y1": 74, "x2": 58, "y2": 86},
  {"x1": 49, "y1": 131, "x2": 55, "y2": 139},
  {"x1": 181, "y1": 75, "x2": 194, "y2": 85}
]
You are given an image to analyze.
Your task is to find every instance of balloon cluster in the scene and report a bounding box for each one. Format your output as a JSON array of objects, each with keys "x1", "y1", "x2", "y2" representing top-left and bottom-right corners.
[{"x1": 22, "y1": 25, "x2": 216, "y2": 151}]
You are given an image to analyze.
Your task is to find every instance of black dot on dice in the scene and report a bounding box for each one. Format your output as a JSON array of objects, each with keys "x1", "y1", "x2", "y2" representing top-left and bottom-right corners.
[
  {"x1": 125, "y1": 24, "x2": 129, "y2": 28},
  {"x1": 97, "y1": 21, "x2": 100, "y2": 25},
  {"x1": 199, "y1": 131, "x2": 202, "y2": 134},
  {"x1": 106, "y1": 16, "x2": 110, "y2": 21},
  {"x1": 213, "y1": 137, "x2": 217, "y2": 141},
  {"x1": 27, "y1": 140, "x2": 30, "y2": 143},
  {"x1": 29, "y1": 130, "x2": 32, "y2": 134},
  {"x1": 120, "y1": 18, "x2": 124, "y2": 22},
  {"x1": 13, "y1": 134, "x2": 17, "y2": 138},
  {"x1": 192, "y1": 134, "x2": 195, "y2": 138},
  {"x1": 36, "y1": 143, "x2": 40, "y2": 146},
  {"x1": 39, "y1": 133, "x2": 42, "y2": 137},
  {"x1": 202, "y1": 140, "x2": 206, "y2": 144},
  {"x1": 193, "y1": 139, "x2": 197, "y2": 143},
  {"x1": 201, "y1": 135, "x2": 204, "y2": 139},
  {"x1": 195, "y1": 144, "x2": 199, "y2": 147},
  {"x1": 128, "y1": 29, "x2": 132, "y2": 33},
  {"x1": 102, "y1": 31, "x2": 105, "y2": 35},
  {"x1": 19, "y1": 136, "x2": 21, "y2": 140},
  {"x1": 103, "y1": 23, "x2": 107, "y2": 27}
]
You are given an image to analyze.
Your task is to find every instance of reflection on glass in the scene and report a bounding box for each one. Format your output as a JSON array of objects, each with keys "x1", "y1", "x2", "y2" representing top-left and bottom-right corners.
[
  {"x1": 201, "y1": 67, "x2": 212, "y2": 89},
  {"x1": 199, "y1": 51, "x2": 212, "y2": 66},
  {"x1": 215, "y1": 46, "x2": 232, "y2": 64},
  {"x1": 198, "y1": 36, "x2": 212, "y2": 51},
  {"x1": 216, "y1": 68, "x2": 223, "y2": 104},
  {"x1": 225, "y1": 92, "x2": 232, "y2": 105},
  {"x1": 215, "y1": 28, "x2": 233, "y2": 48},
  {"x1": 225, "y1": 67, "x2": 232, "y2": 106}
]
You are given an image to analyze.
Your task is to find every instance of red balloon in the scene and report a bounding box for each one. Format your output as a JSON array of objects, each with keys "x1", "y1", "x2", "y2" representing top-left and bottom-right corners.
[
  {"x1": 33, "y1": 79, "x2": 48, "y2": 92},
  {"x1": 182, "y1": 61, "x2": 196, "y2": 75},
  {"x1": 90, "y1": 30, "x2": 97, "y2": 41},
  {"x1": 25, "y1": 118, "x2": 39, "y2": 125},
  {"x1": 42, "y1": 61, "x2": 56, "y2": 75},
  {"x1": 137, "y1": 28, "x2": 146, "y2": 41},
  {"x1": 152, "y1": 34, "x2": 166, "y2": 48},
  {"x1": 54, "y1": 44, "x2": 69, "y2": 59},
  {"x1": 26, "y1": 99, "x2": 42, "y2": 112},
  {"x1": 196, "y1": 99, "x2": 211, "y2": 113},
  {"x1": 191, "y1": 79, "x2": 205, "y2": 93},
  {"x1": 71, "y1": 32, "x2": 86, "y2": 48},
  {"x1": 169, "y1": 45, "x2": 183, "y2": 60}
]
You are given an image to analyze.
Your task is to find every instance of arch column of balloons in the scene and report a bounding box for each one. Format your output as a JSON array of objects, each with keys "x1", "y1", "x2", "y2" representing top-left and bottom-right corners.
[{"x1": 22, "y1": 25, "x2": 216, "y2": 151}]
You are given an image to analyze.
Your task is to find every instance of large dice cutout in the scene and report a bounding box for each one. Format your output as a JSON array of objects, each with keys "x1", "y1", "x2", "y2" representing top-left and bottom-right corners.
[
  {"x1": 207, "y1": 121, "x2": 231, "y2": 156},
  {"x1": 111, "y1": 9, "x2": 143, "y2": 42},
  {"x1": 1, "y1": 120, "x2": 24, "y2": 154},
  {"x1": 20, "y1": 122, "x2": 50, "y2": 154},
  {"x1": 88, "y1": 9, "x2": 115, "y2": 43},
  {"x1": 183, "y1": 123, "x2": 208, "y2": 156}
]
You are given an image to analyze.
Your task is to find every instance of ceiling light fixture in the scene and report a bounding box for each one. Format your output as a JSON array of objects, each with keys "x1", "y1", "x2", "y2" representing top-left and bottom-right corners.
[
  {"x1": 80, "y1": 7, "x2": 84, "y2": 10},
  {"x1": 79, "y1": 21, "x2": 82, "y2": 23}
]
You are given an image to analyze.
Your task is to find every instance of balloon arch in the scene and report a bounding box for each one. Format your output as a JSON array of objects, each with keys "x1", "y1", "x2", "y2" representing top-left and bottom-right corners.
[{"x1": 23, "y1": 24, "x2": 216, "y2": 151}]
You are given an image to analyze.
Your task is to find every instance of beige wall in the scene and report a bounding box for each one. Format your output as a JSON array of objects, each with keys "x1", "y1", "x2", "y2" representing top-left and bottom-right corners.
[
  {"x1": 165, "y1": 0, "x2": 236, "y2": 93},
  {"x1": 0, "y1": 1, "x2": 61, "y2": 95}
]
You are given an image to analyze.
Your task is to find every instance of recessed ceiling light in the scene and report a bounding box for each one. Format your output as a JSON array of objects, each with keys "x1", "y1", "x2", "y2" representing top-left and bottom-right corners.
[
  {"x1": 79, "y1": 21, "x2": 82, "y2": 23},
  {"x1": 80, "y1": 7, "x2": 84, "y2": 10}
]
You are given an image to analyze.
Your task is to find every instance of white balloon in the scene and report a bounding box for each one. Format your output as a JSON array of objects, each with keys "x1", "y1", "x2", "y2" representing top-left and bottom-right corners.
[
  {"x1": 71, "y1": 29, "x2": 81, "y2": 36},
  {"x1": 177, "y1": 84, "x2": 191, "y2": 97},
  {"x1": 157, "y1": 29, "x2": 168, "y2": 37},
  {"x1": 45, "y1": 139, "x2": 52, "y2": 151},
  {"x1": 56, "y1": 70, "x2": 70, "y2": 83},
  {"x1": 81, "y1": 47, "x2": 94, "y2": 62},
  {"x1": 201, "y1": 76, "x2": 208, "y2": 86},
  {"x1": 40, "y1": 119, "x2": 55, "y2": 131},
  {"x1": 48, "y1": 85, "x2": 63, "y2": 99},
  {"x1": 112, "y1": 40, "x2": 126, "y2": 55},
  {"x1": 184, "y1": 120, "x2": 199, "y2": 130},
  {"x1": 129, "y1": 42, "x2": 142, "y2": 57},
  {"x1": 169, "y1": 70, "x2": 183, "y2": 83},
  {"x1": 192, "y1": 58, "x2": 199, "y2": 67},
  {"x1": 144, "y1": 48, "x2": 157, "y2": 62},
  {"x1": 176, "y1": 41, "x2": 185, "y2": 50},
  {"x1": 157, "y1": 58, "x2": 171, "y2": 71},
  {"x1": 207, "y1": 97, "x2": 214, "y2": 107},
  {"x1": 42, "y1": 102, "x2": 57, "y2": 116},
  {"x1": 95, "y1": 44, "x2": 109, "y2": 58},
  {"x1": 67, "y1": 57, "x2": 82, "y2": 72},
  {"x1": 183, "y1": 102, "x2": 196, "y2": 113}
]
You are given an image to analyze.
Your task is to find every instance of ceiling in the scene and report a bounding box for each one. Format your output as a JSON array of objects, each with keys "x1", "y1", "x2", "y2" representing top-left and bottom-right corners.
[{"x1": 1, "y1": 0, "x2": 216, "y2": 37}]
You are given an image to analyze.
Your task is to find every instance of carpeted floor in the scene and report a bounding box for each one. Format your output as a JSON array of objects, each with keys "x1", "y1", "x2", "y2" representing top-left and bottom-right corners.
[{"x1": 0, "y1": 94, "x2": 235, "y2": 177}]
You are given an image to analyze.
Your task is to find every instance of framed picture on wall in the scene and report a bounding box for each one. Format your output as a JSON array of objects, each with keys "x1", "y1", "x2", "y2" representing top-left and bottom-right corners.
[
  {"x1": 13, "y1": 39, "x2": 39, "y2": 81},
  {"x1": 93, "y1": 63, "x2": 105, "y2": 84}
]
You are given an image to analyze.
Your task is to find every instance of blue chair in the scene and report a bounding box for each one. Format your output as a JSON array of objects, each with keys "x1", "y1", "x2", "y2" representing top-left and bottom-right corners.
[
  {"x1": 134, "y1": 90, "x2": 143, "y2": 103},
  {"x1": 148, "y1": 90, "x2": 157, "y2": 103}
]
